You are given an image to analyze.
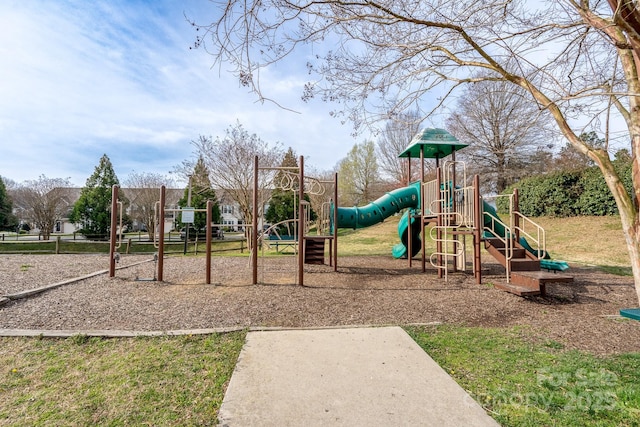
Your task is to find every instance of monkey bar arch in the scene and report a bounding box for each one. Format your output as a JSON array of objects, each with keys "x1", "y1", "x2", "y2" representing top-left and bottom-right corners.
[{"x1": 251, "y1": 155, "x2": 338, "y2": 285}]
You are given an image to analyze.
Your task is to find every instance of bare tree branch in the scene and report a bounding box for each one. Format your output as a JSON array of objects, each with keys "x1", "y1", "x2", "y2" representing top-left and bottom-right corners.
[{"x1": 13, "y1": 176, "x2": 73, "y2": 240}]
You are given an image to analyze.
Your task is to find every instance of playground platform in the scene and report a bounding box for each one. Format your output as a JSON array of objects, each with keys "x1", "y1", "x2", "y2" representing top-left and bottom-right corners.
[{"x1": 218, "y1": 326, "x2": 499, "y2": 426}]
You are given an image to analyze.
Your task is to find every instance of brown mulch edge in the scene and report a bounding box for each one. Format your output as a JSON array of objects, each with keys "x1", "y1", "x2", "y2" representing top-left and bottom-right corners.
[{"x1": 0, "y1": 255, "x2": 638, "y2": 356}]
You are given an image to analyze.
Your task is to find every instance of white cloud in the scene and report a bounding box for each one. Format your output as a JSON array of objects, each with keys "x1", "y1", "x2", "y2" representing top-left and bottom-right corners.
[{"x1": 0, "y1": 0, "x2": 361, "y2": 187}]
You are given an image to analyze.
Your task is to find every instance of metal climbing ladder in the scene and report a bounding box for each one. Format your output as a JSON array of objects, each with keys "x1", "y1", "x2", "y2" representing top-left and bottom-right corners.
[{"x1": 427, "y1": 161, "x2": 477, "y2": 280}]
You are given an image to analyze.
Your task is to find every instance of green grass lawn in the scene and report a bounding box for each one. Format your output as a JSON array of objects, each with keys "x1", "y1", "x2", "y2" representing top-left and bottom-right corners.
[
  {"x1": 2, "y1": 327, "x2": 639, "y2": 426},
  {"x1": 336, "y1": 214, "x2": 632, "y2": 274},
  {"x1": 407, "y1": 325, "x2": 640, "y2": 427},
  {"x1": 0, "y1": 333, "x2": 246, "y2": 426}
]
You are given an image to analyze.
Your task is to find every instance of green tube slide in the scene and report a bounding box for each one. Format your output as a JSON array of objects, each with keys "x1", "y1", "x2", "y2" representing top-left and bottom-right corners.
[
  {"x1": 391, "y1": 209, "x2": 422, "y2": 259},
  {"x1": 332, "y1": 181, "x2": 422, "y2": 258},
  {"x1": 334, "y1": 181, "x2": 421, "y2": 229}
]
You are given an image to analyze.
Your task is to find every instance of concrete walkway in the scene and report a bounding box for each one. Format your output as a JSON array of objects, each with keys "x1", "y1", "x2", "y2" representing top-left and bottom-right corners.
[{"x1": 218, "y1": 326, "x2": 500, "y2": 426}]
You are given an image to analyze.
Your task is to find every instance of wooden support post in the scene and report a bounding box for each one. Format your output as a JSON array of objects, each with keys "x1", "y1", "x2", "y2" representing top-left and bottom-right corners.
[
  {"x1": 109, "y1": 185, "x2": 118, "y2": 277},
  {"x1": 158, "y1": 185, "x2": 166, "y2": 282},
  {"x1": 407, "y1": 153, "x2": 412, "y2": 187},
  {"x1": 420, "y1": 147, "x2": 426, "y2": 272},
  {"x1": 474, "y1": 175, "x2": 482, "y2": 284},
  {"x1": 206, "y1": 199, "x2": 212, "y2": 285},
  {"x1": 252, "y1": 156, "x2": 259, "y2": 285},
  {"x1": 407, "y1": 154, "x2": 412, "y2": 268},
  {"x1": 436, "y1": 167, "x2": 443, "y2": 279},
  {"x1": 451, "y1": 150, "x2": 458, "y2": 273},
  {"x1": 333, "y1": 172, "x2": 338, "y2": 272},
  {"x1": 407, "y1": 210, "x2": 413, "y2": 268},
  {"x1": 298, "y1": 156, "x2": 304, "y2": 286},
  {"x1": 513, "y1": 187, "x2": 520, "y2": 242}
]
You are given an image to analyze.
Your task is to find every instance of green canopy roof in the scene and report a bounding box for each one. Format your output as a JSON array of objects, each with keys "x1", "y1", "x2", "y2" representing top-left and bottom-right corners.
[{"x1": 398, "y1": 128, "x2": 467, "y2": 159}]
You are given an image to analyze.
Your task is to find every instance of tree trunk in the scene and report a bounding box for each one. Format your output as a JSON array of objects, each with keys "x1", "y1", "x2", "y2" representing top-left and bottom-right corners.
[
  {"x1": 518, "y1": 72, "x2": 640, "y2": 306},
  {"x1": 627, "y1": 221, "x2": 640, "y2": 305},
  {"x1": 496, "y1": 153, "x2": 507, "y2": 193},
  {"x1": 595, "y1": 140, "x2": 640, "y2": 306}
]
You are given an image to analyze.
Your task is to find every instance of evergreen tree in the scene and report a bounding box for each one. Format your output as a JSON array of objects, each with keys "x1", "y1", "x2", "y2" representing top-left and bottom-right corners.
[
  {"x1": 178, "y1": 156, "x2": 221, "y2": 232},
  {"x1": 0, "y1": 177, "x2": 17, "y2": 231},
  {"x1": 265, "y1": 148, "x2": 316, "y2": 228},
  {"x1": 70, "y1": 154, "x2": 126, "y2": 237}
]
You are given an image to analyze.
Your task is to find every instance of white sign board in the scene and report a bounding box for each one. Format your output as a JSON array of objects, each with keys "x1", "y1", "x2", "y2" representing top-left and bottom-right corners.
[{"x1": 181, "y1": 207, "x2": 195, "y2": 223}]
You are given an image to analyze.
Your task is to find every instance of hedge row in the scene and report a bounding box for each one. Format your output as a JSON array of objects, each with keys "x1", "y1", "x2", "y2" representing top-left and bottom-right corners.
[{"x1": 498, "y1": 159, "x2": 632, "y2": 217}]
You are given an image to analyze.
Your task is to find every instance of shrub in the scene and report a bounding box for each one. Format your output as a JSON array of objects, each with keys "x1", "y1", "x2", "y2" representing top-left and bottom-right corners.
[
  {"x1": 575, "y1": 167, "x2": 617, "y2": 215},
  {"x1": 500, "y1": 154, "x2": 632, "y2": 217},
  {"x1": 501, "y1": 170, "x2": 581, "y2": 217}
]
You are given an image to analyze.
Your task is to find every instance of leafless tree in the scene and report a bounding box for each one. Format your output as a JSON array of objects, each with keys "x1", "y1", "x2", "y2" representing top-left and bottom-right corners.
[
  {"x1": 1, "y1": 177, "x2": 18, "y2": 191},
  {"x1": 192, "y1": 0, "x2": 640, "y2": 304},
  {"x1": 552, "y1": 132, "x2": 605, "y2": 172},
  {"x1": 14, "y1": 176, "x2": 73, "y2": 240},
  {"x1": 446, "y1": 80, "x2": 554, "y2": 193},
  {"x1": 178, "y1": 121, "x2": 283, "y2": 235},
  {"x1": 376, "y1": 111, "x2": 425, "y2": 186},
  {"x1": 338, "y1": 140, "x2": 381, "y2": 206},
  {"x1": 124, "y1": 172, "x2": 175, "y2": 240}
]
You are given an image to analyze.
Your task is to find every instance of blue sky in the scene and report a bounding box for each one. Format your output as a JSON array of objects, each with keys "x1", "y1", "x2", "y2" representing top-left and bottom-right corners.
[{"x1": 0, "y1": 0, "x2": 370, "y2": 186}]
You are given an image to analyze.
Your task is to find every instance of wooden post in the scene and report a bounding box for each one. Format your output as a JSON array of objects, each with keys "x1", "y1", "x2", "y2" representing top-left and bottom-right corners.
[
  {"x1": 157, "y1": 186, "x2": 166, "y2": 282},
  {"x1": 298, "y1": 156, "x2": 305, "y2": 286},
  {"x1": 436, "y1": 167, "x2": 443, "y2": 279},
  {"x1": 109, "y1": 185, "x2": 118, "y2": 277},
  {"x1": 513, "y1": 188, "x2": 520, "y2": 242},
  {"x1": 407, "y1": 154, "x2": 412, "y2": 268},
  {"x1": 252, "y1": 156, "x2": 259, "y2": 285},
  {"x1": 333, "y1": 172, "x2": 338, "y2": 272},
  {"x1": 474, "y1": 175, "x2": 482, "y2": 284},
  {"x1": 206, "y1": 200, "x2": 212, "y2": 285},
  {"x1": 420, "y1": 147, "x2": 426, "y2": 272}
]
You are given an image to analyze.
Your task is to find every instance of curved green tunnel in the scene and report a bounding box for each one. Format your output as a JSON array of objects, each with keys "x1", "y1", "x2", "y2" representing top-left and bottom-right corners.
[
  {"x1": 332, "y1": 181, "x2": 422, "y2": 258},
  {"x1": 334, "y1": 181, "x2": 421, "y2": 229}
]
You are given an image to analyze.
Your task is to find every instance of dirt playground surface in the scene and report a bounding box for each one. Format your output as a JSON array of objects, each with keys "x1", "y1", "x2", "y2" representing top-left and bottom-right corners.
[{"x1": 1, "y1": 254, "x2": 639, "y2": 355}]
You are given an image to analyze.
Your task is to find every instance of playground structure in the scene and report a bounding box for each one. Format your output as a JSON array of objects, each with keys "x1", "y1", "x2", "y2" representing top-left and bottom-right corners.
[
  {"x1": 252, "y1": 128, "x2": 572, "y2": 296},
  {"x1": 108, "y1": 185, "x2": 220, "y2": 284},
  {"x1": 251, "y1": 155, "x2": 339, "y2": 286},
  {"x1": 329, "y1": 128, "x2": 573, "y2": 296},
  {"x1": 108, "y1": 128, "x2": 572, "y2": 296},
  {"x1": 108, "y1": 158, "x2": 337, "y2": 286}
]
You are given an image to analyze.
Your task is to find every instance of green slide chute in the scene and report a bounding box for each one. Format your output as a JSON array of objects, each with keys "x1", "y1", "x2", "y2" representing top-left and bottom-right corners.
[
  {"x1": 334, "y1": 181, "x2": 421, "y2": 229},
  {"x1": 332, "y1": 182, "x2": 422, "y2": 258},
  {"x1": 391, "y1": 209, "x2": 422, "y2": 259}
]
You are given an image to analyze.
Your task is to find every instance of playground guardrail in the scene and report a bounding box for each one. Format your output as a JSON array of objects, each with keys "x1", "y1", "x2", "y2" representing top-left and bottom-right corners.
[
  {"x1": 423, "y1": 179, "x2": 439, "y2": 214},
  {"x1": 513, "y1": 212, "x2": 546, "y2": 259}
]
